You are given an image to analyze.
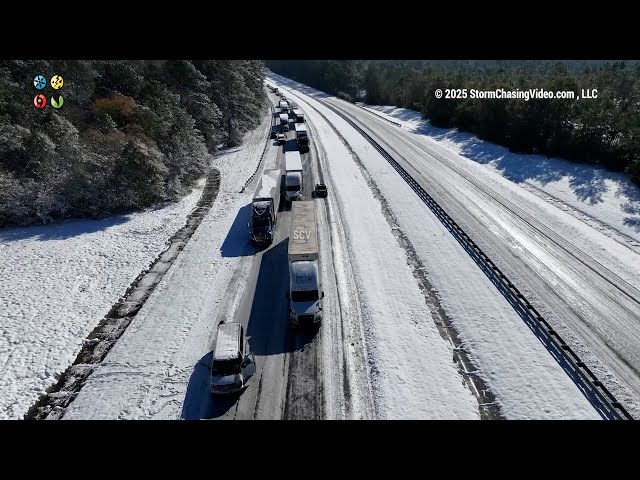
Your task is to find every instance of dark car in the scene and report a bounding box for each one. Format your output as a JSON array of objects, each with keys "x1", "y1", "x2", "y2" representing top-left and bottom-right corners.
[{"x1": 315, "y1": 184, "x2": 327, "y2": 198}]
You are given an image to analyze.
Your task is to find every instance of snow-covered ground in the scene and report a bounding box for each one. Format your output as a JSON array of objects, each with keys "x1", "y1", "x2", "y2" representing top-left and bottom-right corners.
[
  {"x1": 63, "y1": 117, "x2": 269, "y2": 419},
  {"x1": 358, "y1": 104, "x2": 640, "y2": 251},
  {"x1": 0, "y1": 180, "x2": 205, "y2": 420},
  {"x1": 273, "y1": 75, "x2": 601, "y2": 419}
]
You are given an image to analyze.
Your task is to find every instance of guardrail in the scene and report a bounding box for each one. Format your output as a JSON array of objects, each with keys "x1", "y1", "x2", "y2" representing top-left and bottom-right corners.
[
  {"x1": 354, "y1": 103, "x2": 402, "y2": 127},
  {"x1": 320, "y1": 99, "x2": 633, "y2": 420},
  {"x1": 240, "y1": 103, "x2": 274, "y2": 193}
]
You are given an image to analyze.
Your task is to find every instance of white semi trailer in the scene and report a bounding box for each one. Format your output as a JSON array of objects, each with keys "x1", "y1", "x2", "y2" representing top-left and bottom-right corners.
[
  {"x1": 284, "y1": 151, "x2": 303, "y2": 201},
  {"x1": 279, "y1": 113, "x2": 289, "y2": 132},
  {"x1": 292, "y1": 108, "x2": 305, "y2": 123},
  {"x1": 287, "y1": 200, "x2": 323, "y2": 327}
]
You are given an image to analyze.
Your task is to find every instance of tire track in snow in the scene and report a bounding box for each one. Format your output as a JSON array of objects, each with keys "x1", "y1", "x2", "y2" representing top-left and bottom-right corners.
[{"x1": 279, "y1": 84, "x2": 494, "y2": 418}]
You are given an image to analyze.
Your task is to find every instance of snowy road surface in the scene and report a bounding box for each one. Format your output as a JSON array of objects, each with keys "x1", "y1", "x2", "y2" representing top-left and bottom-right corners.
[
  {"x1": 270, "y1": 75, "x2": 609, "y2": 419},
  {"x1": 320, "y1": 97, "x2": 640, "y2": 417},
  {"x1": 359, "y1": 104, "x2": 640, "y2": 252},
  {"x1": 64, "y1": 102, "x2": 373, "y2": 420}
]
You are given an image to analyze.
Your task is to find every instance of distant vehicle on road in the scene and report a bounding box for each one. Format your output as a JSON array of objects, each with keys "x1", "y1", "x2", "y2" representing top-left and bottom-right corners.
[
  {"x1": 293, "y1": 108, "x2": 305, "y2": 123},
  {"x1": 314, "y1": 184, "x2": 327, "y2": 198},
  {"x1": 276, "y1": 132, "x2": 286, "y2": 144},
  {"x1": 210, "y1": 322, "x2": 256, "y2": 395}
]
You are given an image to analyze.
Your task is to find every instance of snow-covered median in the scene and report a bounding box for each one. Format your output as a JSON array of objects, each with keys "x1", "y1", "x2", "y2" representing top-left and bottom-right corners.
[{"x1": 0, "y1": 180, "x2": 205, "y2": 420}]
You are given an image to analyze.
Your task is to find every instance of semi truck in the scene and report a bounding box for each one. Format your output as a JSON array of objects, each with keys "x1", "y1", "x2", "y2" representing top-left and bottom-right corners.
[
  {"x1": 292, "y1": 108, "x2": 305, "y2": 123},
  {"x1": 279, "y1": 113, "x2": 289, "y2": 132},
  {"x1": 287, "y1": 201, "x2": 323, "y2": 328},
  {"x1": 248, "y1": 168, "x2": 282, "y2": 245},
  {"x1": 295, "y1": 123, "x2": 309, "y2": 152},
  {"x1": 279, "y1": 100, "x2": 289, "y2": 112},
  {"x1": 284, "y1": 151, "x2": 303, "y2": 202}
]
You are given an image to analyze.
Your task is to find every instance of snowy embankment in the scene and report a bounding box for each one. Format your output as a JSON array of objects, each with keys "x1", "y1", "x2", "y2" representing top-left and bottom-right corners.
[
  {"x1": 274, "y1": 76, "x2": 600, "y2": 419},
  {"x1": 0, "y1": 180, "x2": 205, "y2": 420},
  {"x1": 62, "y1": 116, "x2": 269, "y2": 419},
  {"x1": 359, "y1": 104, "x2": 640, "y2": 250}
]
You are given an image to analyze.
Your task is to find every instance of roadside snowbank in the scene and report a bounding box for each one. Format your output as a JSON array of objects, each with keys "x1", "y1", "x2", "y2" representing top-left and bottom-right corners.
[
  {"x1": 0, "y1": 181, "x2": 205, "y2": 419},
  {"x1": 62, "y1": 117, "x2": 269, "y2": 419}
]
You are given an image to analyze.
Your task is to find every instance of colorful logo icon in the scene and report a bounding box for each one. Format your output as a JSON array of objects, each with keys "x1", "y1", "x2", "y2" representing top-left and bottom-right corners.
[
  {"x1": 51, "y1": 95, "x2": 64, "y2": 109},
  {"x1": 51, "y1": 75, "x2": 64, "y2": 90},
  {"x1": 34, "y1": 75, "x2": 46, "y2": 89},
  {"x1": 34, "y1": 94, "x2": 47, "y2": 109}
]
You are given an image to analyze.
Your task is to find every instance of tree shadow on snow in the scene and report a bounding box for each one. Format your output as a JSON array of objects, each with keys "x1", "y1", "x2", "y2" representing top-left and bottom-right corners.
[
  {"x1": 267, "y1": 75, "x2": 330, "y2": 100},
  {"x1": 0, "y1": 215, "x2": 131, "y2": 242},
  {"x1": 364, "y1": 105, "x2": 422, "y2": 122},
  {"x1": 411, "y1": 121, "x2": 614, "y2": 206},
  {"x1": 619, "y1": 182, "x2": 640, "y2": 231},
  {"x1": 213, "y1": 145, "x2": 243, "y2": 158}
]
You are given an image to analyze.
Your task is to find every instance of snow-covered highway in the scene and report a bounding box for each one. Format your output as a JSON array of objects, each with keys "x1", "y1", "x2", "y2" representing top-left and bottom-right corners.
[
  {"x1": 272, "y1": 74, "x2": 640, "y2": 418},
  {"x1": 5, "y1": 73, "x2": 637, "y2": 420}
]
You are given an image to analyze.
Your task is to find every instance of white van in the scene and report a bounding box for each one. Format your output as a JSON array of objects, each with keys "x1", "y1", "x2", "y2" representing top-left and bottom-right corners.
[
  {"x1": 210, "y1": 322, "x2": 256, "y2": 395},
  {"x1": 284, "y1": 151, "x2": 303, "y2": 202}
]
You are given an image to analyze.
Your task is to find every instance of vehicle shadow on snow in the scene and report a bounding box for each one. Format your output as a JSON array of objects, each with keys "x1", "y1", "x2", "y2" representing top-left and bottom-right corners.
[
  {"x1": 220, "y1": 204, "x2": 254, "y2": 258},
  {"x1": 283, "y1": 138, "x2": 298, "y2": 153},
  {"x1": 246, "y1": 238, "x2": 318, "y2": 356},
  {"x1": 181, "y1": 351, "x2": 239, "y2": 420},
  {"x1": 181, "y1": 238, "x2": 317, "y2": 420}
]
